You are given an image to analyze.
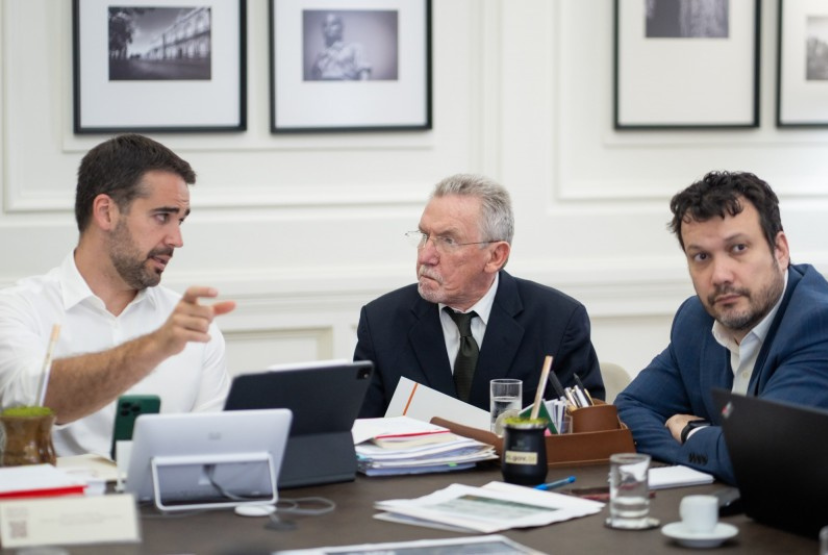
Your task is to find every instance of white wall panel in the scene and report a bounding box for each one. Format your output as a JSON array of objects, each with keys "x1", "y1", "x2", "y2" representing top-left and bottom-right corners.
[
  {"x1": 223, "y1": 327, "x2": 334, "y2": 377},
  {"x1": 2, "y1": 0, "x2": 827, "y2": 385}
]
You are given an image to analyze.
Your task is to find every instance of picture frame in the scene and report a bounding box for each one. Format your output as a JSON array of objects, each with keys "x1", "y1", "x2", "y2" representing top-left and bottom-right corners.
[
  {"x1": 777, "y1": 0, "x2": 828, "y2": 127},
  {"x1": 614, "y1": 0, "x2": 760, "y2": 130},
  {"x1": 269, "y1": 0, "x2": 432, "y2": 133},
  {"x1": 73, "y1": 0, "x2": 246, "y2": 134}
]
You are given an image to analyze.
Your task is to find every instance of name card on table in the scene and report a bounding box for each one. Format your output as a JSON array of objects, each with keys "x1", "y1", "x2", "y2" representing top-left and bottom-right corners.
[{"x1": 0, "y1": 493, "x2": 140, "y2": 548}]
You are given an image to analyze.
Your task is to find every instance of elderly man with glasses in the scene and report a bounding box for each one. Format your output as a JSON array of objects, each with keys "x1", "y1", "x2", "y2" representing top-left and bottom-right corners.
[{"x1": 354, "y1": 173, "x2": 604, "y2": 417}]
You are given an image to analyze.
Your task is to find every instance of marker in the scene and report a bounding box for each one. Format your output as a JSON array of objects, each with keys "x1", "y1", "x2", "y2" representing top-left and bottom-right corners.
[
  {"x1": 534, "y1": 475, "x2": 576, "y2": 491},
  {"x1": 547, "y1": 370, "x2": 566, "y2": 399}
]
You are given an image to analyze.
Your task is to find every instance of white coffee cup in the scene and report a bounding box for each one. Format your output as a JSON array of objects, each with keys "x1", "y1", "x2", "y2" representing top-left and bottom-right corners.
[{"x1": 680, "y1": 494, "x2": 719, "y2": 534}]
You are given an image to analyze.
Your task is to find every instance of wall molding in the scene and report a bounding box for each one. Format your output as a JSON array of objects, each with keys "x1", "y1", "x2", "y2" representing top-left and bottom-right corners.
[{"x1": 158, "y1": 256, "x2": 695, "y2": 320}]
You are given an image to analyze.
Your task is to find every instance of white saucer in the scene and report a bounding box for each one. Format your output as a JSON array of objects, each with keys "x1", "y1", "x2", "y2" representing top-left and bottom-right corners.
[{"x1": 661, "y1": 521, "x2": 738, "y2": 548}]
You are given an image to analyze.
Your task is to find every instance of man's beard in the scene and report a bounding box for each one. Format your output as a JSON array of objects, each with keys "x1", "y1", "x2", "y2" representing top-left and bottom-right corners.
[
  {"x1": 110, "y1": 220, "x2": 171, "y2": 290},
  {"x1": 417, "y1": 266, "x2": 444, "y2": 304},
  {"x1": 707, "y1": 262, "x2": 785, "y2": 333}
]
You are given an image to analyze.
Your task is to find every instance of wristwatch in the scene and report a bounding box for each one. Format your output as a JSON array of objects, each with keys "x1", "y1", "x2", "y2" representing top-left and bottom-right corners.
[{"x1": 680, "y1": 420, "x2": 710, "y2": 444}]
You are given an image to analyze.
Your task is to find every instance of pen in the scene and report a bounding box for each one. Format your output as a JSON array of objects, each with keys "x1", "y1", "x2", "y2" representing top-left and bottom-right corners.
[
  {"x1": 573, "y1": 374, "x2": 594, "y2": 406},
  {"x1": 547, "y1": 370, "x2": 566, "y2": 400},
  {"x1": 534, "y1": 475, "x2": 576, "y2": 491},
  {"x1": 564, "y1": 387, "x2": 580, "y2": 408},
  {"x1": 572, "y1": 385, "x2": 590, "y2": 408}
]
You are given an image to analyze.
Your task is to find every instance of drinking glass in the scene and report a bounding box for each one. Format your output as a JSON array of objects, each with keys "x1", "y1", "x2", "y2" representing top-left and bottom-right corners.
[
  {"x1": 608, "y1": 453, "x2": 656, "y2": 529},
  {"x1": 489, "y1": 379, "x2": 522, "y2": 435}
]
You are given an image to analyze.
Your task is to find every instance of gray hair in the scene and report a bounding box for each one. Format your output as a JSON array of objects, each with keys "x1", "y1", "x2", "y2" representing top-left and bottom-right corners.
[{"x1": 432, "y1": 173, "x2": 515, "y2": 244}]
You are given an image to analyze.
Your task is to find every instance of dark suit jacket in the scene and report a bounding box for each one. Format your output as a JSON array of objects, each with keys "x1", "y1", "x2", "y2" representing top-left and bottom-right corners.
[
  {"x1": 616, "y1": 264, "x2": 828, "y2": 485},
  {"x1": 354, "y1": 270, "x2": 604, "y2": 417}
]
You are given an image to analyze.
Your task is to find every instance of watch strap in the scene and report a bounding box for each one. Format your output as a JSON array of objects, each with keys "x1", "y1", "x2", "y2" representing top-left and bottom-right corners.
[{"x1": 680, "y1": 419, "x2": 710, "y2": 444}]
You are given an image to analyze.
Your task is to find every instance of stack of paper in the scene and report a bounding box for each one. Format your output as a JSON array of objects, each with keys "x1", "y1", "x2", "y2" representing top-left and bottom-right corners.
[
  {"x1": 648, "y1": 465, "x2": 715, "y2": 489},
  {"x1": 375, "y1": 481, "x2": 604, "y2": 533},
  {"x1": 353, "y1": 416, "x2": 497, "y2": 476},
  {"x1": 0, "y1": 464, "x2": 87, "y2": 499}
]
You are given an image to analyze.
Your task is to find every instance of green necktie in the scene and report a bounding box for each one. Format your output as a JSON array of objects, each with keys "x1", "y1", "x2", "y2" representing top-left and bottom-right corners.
[{"x1": 446, "y1": 309, "x2": 479, "y2": 403}]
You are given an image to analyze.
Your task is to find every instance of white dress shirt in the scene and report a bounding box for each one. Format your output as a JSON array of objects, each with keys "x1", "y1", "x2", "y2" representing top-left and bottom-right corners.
[
  {"x1": 712, "y1": 271, "x2": 789, "y2": 394},
  {"x1": 0, "y1": 253, "x2": 230, "y2": 457},
  {"x1": 439, "y1": 273, "x2": 499, "y2": 374}
]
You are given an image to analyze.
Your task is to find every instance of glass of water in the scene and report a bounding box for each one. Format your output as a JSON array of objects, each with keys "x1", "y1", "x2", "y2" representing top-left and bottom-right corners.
[
  {"x1": 490, "y1": 379, "x2": 522, "y2": 436},
  {"x1": 608, "y1": 453, "x2": 656, "y2": 529}
]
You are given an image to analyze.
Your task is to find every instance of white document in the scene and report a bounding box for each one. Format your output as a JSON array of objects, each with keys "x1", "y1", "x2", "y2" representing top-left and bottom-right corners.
[
  {"x1": 649, "y1": 465, "x2": 715, "y2": 489},
  {"x1": 375, "y1": 480, "x2": 604, "y2": 533},
  {"x1": 57, "y1": 454, "x2": 119, "y2": 494},
  {"x1": 0, "y1": 464, "x2": 87, "y2": 498},
  {"x1": 385, "y1": 377, "x2": 490, "y2": 430},
  {"x1": 351, "y1": 415, "x2": 449, "y2": 446},
  {"x1": 274, "y1": 534, "x2": 544, "y2": 555},
  {"x1": 0, "y1": 493, "x2": 140, "y2": 548}
]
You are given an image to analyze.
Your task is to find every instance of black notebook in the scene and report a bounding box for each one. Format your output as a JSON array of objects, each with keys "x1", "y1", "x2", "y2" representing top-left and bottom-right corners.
[
  {"x1": 224, "y1": 360, "x2": 373, "y2": 488},
  {"x1": 713, "y1": 388, "x2": 828, "y2": 537}
]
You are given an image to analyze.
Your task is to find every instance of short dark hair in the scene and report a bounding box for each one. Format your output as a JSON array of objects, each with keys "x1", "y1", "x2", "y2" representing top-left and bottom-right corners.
[
  {"x1": 74, "y1": 134, "x2": 196, "y2": 232},
  {"x1": 669, "y1": 171, "x2": 783, "y2": 252}
]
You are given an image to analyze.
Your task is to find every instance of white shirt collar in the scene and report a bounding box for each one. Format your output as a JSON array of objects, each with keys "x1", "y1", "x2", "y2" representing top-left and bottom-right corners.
[
  {"x1": 59, "y1": 252, "x2": 153, "y2": 313},
  {"x1": 439, "y1": 272, "x2": 499, "y2": 324}
]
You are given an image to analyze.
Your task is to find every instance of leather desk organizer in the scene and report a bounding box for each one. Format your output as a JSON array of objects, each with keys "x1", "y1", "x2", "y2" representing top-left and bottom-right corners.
[{"x1": 431, "y1": 402, "x2": 636, "y2": 467}]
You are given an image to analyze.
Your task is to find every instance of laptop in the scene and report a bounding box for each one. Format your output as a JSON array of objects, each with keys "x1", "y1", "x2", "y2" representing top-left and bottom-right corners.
[
  {"x1": 224, "y1": 360, "x2": 373, "y2": 488},
  {"x1": 713, "y1": 388, "x2": 828, "y2": 537}
]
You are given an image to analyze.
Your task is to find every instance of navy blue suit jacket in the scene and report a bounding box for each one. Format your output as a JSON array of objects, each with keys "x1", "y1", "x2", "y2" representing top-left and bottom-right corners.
[
  {"x1": 354, "y1": 270, "x2": 604, "y2": 417},
  {"x1": 616, "y1": 264, "x2": 828, "y2": 485}
]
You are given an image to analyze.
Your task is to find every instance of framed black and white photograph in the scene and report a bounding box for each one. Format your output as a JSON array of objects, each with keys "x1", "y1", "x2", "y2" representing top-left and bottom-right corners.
[
  {"x1": 73, "y1": 0, "x2": 246, "y2": 133},
  {"x1": 777, "y1": 0, "x2": 828, "y2": 127},
  {"x1": 614, "y1": 0, "x2": 760, "y2": 129},
  {"x1": 270, "y1": 0, "x2": 431, "y2": 133}
]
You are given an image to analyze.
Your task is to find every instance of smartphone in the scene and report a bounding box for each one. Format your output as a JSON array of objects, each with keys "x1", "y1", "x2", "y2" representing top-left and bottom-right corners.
[{"x1": 110, "y1": 394, "x2": 161, "y2": 460}]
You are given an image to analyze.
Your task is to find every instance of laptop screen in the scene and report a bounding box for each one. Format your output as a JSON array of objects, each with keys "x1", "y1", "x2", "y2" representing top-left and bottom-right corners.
[
  {"x1": 713, "y1": 388, "x2": 828, "y2": 537},
  {"x1": 223, "y1": 360, "x2": 373, "y2": 488}
]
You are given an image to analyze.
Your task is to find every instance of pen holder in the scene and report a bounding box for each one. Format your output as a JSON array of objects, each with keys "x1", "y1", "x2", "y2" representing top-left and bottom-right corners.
[
  {"x1": 570, "y1": 403, "x2": 622, "y2": 434},
  {"x1": 432, "y1": 401, "x2": 635, "y2": 467}
]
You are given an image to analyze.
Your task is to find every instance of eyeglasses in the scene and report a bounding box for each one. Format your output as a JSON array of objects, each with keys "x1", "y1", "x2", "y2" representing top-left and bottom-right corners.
[{"x1": 405, "y1": 230, "x2": 499, "y2": 254}]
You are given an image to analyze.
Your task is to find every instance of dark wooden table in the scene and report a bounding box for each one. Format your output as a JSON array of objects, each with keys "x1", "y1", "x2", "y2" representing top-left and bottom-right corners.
[{"x1": 3, "y1": 462, "x2": 818, "y2": 555}]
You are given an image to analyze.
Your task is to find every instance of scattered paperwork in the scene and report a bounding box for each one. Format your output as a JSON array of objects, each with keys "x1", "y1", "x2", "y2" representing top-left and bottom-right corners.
[
  {"x1": 374, "y1": 480, "x2": 604, "y2": 533},
  {"x1": 353, "y1": 416, "x2": 496, "y2": 476}
]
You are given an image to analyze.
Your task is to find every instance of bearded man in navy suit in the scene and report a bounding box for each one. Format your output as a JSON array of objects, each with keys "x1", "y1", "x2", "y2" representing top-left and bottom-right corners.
[
  {"x1": 617, "y1": 171, "x2": 828, "y2": 484},
  {"x1": 354, "y1": 173, "x2": 604, "y2": 417}
]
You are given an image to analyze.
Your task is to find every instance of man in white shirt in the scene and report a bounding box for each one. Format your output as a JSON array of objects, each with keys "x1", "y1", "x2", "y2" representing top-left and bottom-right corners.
[{"x1": 0, "y1": 134, "x2": 235, "y2": 456}]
